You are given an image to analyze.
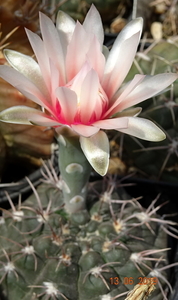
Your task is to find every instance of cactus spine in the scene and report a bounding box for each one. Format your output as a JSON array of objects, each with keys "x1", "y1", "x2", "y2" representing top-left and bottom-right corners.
[{"x1": 0, "y1": 171, "x2": 177, "y2": 300}]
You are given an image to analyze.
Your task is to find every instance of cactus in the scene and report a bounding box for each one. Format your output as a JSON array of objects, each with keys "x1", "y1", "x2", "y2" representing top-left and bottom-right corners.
[
  {"x1": 112, "y1": 40, "x2": 178, "y2": 183},
  {"x1": 0, "y1": 165, "x2": 177, "y2": 300},
  {"x1": 0, "y1": 4, "x2": 178, "y2": 300},
  {"x1": 56, "y1": 131, "x2": 91, "y2": 213}
]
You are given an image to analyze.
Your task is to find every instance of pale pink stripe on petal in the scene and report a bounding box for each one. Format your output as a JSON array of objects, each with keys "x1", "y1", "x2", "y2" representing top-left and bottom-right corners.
[
  {"x1": 39, "y1": 12, "x2": 66, "y2": 85},
  {"x1": 93, "y1": 117, "x2": 128, "y2": 129},
  {"x1": 80, "y1": 69, "x2": 99, "y2": 123},
  {"x1": 4, "y1": 49, "x2": 49, "y2": 97},
  {"x1": 0, "y1": 66, "x2": 51, "y2": 109},
  {"x1": 16, "y1": 88, "x2": 54, "y2": 114},
  {"x1": 117, "y1": 73, "x2": 178, "y2": 111},
  {"x1": 29, "y1": 114, "x2": 62, "y2": 126},
  {"x1": 102, "y1": 18, "x2": 142, "y2": 98},
  {"x1": 83, "y1": 4, "x2": 104, "y2": 48},
  {"x1": 55, "y1": 87, "x2": 78, "y2": 124},
  {"x1": 118, "y1": 117, "x2": 166, "y2": 141},
  {"x1": 49, "y1": 59, "x2": 60, "y2": 109},
  {"x1": 69, "y1": 62, "x2": 91, "y2": 95},
  {"x1": 104, "y1": 74, "x2": 145, "y2": 118},
  {"x1": 102, "y1": 32, "x2": 141, "y2": 99},
  {"x1": 25, "y1": 28, "x2": 51, "y2": 91},
  {"x1": 87, "y1": 35, "x2": 105, "y2": 80},
  {"x1": 104, "y1": 18, "x2": 143, "y2": 75},
  {"x1": 66, "y1": 22, "x2": 90, "y2": 81},
  {"x1": 71, "y1": 124, "x2": 99, "y2": 137}
]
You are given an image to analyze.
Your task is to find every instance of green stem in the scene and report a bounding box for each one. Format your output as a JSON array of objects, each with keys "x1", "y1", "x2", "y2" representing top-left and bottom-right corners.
[{"x1": 56, "y1": 129, "x2": 91, "y2": 214}]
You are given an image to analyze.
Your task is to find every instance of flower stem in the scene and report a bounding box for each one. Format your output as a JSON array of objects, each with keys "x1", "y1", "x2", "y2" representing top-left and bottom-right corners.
[{"x1": 56, "y1": 129, "x2": 91, "y2": 214}]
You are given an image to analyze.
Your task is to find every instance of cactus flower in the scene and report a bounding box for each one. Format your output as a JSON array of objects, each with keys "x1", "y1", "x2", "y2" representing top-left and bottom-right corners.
[{"x1": 0, "y1": 5, "x2": 177, "y2": 175}]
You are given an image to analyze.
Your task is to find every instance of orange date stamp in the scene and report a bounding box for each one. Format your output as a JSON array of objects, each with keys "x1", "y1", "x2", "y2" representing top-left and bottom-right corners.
[{"x1": 109, "y1": 276, "x2": 158, "y2": 285}]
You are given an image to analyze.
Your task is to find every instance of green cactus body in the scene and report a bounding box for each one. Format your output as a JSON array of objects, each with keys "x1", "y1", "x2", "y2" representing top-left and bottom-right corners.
[
  {"x1": 0, "y1": 178, "x2": 171, "y2": 300},
  {"x1": 57, "y1": 133, "x2": 91, "y2": 214},
  {"x1": 119, "y1": 40, "x2": 178, "y2": 182}
]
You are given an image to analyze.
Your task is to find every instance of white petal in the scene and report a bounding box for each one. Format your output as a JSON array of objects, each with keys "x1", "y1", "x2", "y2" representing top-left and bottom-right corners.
[
  {"x1": 118, "y1": 117, "x2": 166, "y2": 141},
  {"x1": 39, "y1": 12, "x2": 66, "y2": 84},
  {"x1": 105, "y1": 74, "x2": 145, "y2": 117},
  {"x1": 102, "y1": 45, "x2": 109, "y2": 60},
  {"x1": 80, "y1": 131, "x2": 109, "y2": 176},
  {"x1": 0, "y1": 106, "x2": 58, "y2": 125},
  {"x1": 25, "y1": 29, "x2": 51, "y2": 90},
  {"x1": 80, "y1": 69, "x2": 99, "y2": 123},
  {"x1": 105, "y1": 18, "x2": 143, "y2": 73},
  {"x1": 103, "y1": 18, "x2": 143, "y2": 98},
  {"x1": 26, "y1": 30, "x2": 61, "y2": 103},
  {"x1": 3, "y1": 49, "x2": 48, "y2": 96},
  {"x1": 93, "y1": 117, "x2": 128, "y2": 129},
  {"x1": 112, "y1": 107, "x2": 142, "y2": 118},
  {"x1": 56, "y1": 10, "x2": 75, "y2": 44},
  {"x1": 66, "y1": 22, "x2": 90, "y2": 81},
  {"x1": 55, "y1": 87, "x2": 78, "y2": 123},
  {"x1": 69, "y1": 61, "x2": 91, "y2": 95},
  {"x1": 117, "y1": 73, "x2": 178, "y2": 111},
  {"x1": 49, "y1": 59, "x2": 60, "y2": 108},
  {"x1": 0, "y1": 65, "x2": 51, "y2": 110},
  {"x1": 83, "y1": 4, "x2": 104, "y2": 47},
  {"x1": 86, "y1": 36, "x2": 105, "y2": 80},
  {"x1": 71, "y1": 124, "x2": 99, "y2": 137}
]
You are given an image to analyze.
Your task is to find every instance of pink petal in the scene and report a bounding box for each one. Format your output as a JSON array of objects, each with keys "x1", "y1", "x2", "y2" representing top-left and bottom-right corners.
[
  {"x1": 117, "y1": 73, "x2": 178, "y2": 111},
  {"x1": 104, "y1": 18, "x2": 143, "y2": 75},
  {"x1": 49, "y1": 59, "x2": 60, "y2": 108},
  {"x1": 69, "y1": 61, "x2": 91, "y2": 95},
  {"x1": 29, "y1": 114, "x2": 62, "y2": 126},
  {"x1": 4, "y1": 49, "x2": 49, "y2": 97},
  {"x1": 93, "y1": 84, "x2": 108, "y2": 120},
  {"x1": 83, "y1": 4, "x2": 104, "y2": 48},
  {"x1": 103, "y1": 33, "x2": 140, "y2": 99},
  {"x1": 86, "y1": 35, "x2": 105, "y2": 80},
  {"x1": 93, "y1": 117, "x2": 128, "y2": 130},
  {"x1": 71, "y1": 124, "x2": 99, "y2": 137},
  {"x1": 56, "y1": 10, "x2": 75, "y2": 46},
  {"x1": 104, "y1": 74, "x2": 145, "y2": 117},
  {"x1": 25, "y1": 28, "x2": 51, "y2": 90},
  {"x1": 118, "y1": 117, "x2": 166, "y2": 141},
  {"x1": 102, "y1": 18, "x2": 143, "y2": 99},
  {"x1": 55, "y1": 87, "x2": 78, "y2": 123},
  {"x1": 0, "y1": 65, "x2": 51, "y2": 110},
  {"x1": 66, "y1": 22, "x2": 90, "y2": 81},
  {"x1": 80, "y1": 69, "x2": 100, "y2": 123},
  {"x1": 39, "y1": 12, "x2": 66, "y2": 85}
]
